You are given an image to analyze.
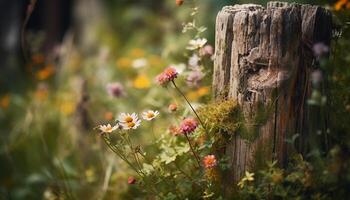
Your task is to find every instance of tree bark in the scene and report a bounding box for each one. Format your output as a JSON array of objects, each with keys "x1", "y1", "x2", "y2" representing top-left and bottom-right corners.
[{"x1": 213, "y1": 1, "x2": 332, "y2": 185}]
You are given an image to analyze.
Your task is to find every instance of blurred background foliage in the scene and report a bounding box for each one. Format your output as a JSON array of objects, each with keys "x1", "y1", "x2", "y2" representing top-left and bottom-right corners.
[{"x1": 0, "y1": 0, "x2": 349, "y2": 199}]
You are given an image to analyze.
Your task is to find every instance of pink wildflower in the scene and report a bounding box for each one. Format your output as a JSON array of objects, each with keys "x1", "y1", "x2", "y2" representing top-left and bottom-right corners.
[
  {"x1": 312, "y1": 42, "x2": 329, "y2": 58},
  {"x1": 106, "y1": 82, "x2": 125, "y2": 98},
  {"x1": 199, "y1": 45, "x2": 214, "y2": 57},
  {"x1": 179, "y1": 118, "x2": 198, "y2": 135},
  {"x1": 128, "y1": 176, "x2": 136, "y2": 185},
  {"x1": 156, "y1": 67, "x2": 178, "y2": 86},
  {"x1": 186, "y1": 70, "x2": 205, "y2": 88},
  {"x1": 203, "y1": 155, "x2": 217, "y2": 169}
]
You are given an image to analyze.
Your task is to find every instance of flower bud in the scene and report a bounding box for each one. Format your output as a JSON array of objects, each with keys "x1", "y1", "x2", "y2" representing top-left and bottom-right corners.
[
  {"x1": 176, "y1": 0, "x2": 184, "y2": 6},
  {"x1": 128, "y1": 176, "x2": 136, "y2": 185},
  {"x1": 168, "y1": 103, "x2": 178, "y2": 112}
]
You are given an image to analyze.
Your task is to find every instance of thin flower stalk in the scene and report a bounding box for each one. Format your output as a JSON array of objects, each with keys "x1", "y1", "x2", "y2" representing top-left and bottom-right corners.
[
  {"x1": 102, "y1": 135, "x2": 143, "y2": 177},
  {"x1": 171, "y1": 80, "x2": 208, "y2": 135},
  {"x1": 185, "y1": 134, "x2": 201, "y2": 168},
  {"x1": 123, "y1": 133, "x2": 144, "y2": 174}
]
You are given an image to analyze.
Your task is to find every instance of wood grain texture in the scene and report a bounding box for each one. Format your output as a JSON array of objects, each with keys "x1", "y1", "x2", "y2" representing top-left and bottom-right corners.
[{"x1": 213, "y1": 1, "x2": 332, "y2": 185}]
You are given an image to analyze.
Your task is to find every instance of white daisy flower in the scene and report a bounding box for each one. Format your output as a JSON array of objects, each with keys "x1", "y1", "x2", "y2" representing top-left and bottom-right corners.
[
  {"x1": 99, "y1": 124, "x2": 118, "y2": 133},
  {"x1": 118, "y1": 113, "x2": 141, "y2": 130},
  {"x1": 142, "y1": 110, "x2": 159, "y2": 121},
  {"x1": 186, "y1": 38, "x2": 207, "y2": 50}
]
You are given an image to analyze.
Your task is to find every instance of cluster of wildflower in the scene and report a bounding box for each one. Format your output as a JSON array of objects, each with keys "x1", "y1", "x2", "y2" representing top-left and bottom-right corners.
[
  {"x1": 185, "y1": 38, "x2": 214, "y2": 88},
  {"x1": 98, "y1": 110, "x2": 159, "y2": 133}
]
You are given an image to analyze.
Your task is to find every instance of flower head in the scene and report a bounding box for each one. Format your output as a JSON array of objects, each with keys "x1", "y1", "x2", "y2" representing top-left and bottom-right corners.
[
  {"x1": 168, "y1": 103, "x2": 178, "y2": 112},
  {"x1": 175, "y1": 0, "x2": 184, "y2": 6},
  {"x1": 187, "y1": 38, "x2": 207, "y2": 50},
  {"x1": 199, "y1": 44, "x2": 214, "y2": 57},
  {"x1": 156, "y1": 67, "x2": 178, "y2": 86},
  {"x1": 179, "y1": 117, "x2": 198, "y2": 135},
  {"x1": 106, "y1": 82, "x2": 125, "y2": 98},
  {"x1": 118, "y1": 113, "x2": 141, "y2": 130},
  {"x1": 142, "y1": 110, "x2": 159, "y2": 121},
  {"x1": 312, "y1": 42, "x2": 329, "y2": 58},
  {"x1": 203, "y1": 155, "x2": 217, "y2": 169},
  {"x1": 133, "y1": 74, "x2": 150, "y2": 89},
  {"x1": 244, "y1": 171, "x2": 254, "y2": 181},
  {"x1": 237, "y1": 171, "x2": 255, "y2": 189},
  {"x1": 99, "y1": 124, "x2": 118, "y2": 134},
  {"x1": 128, "y1": 176, "x2": 136, "y2": 184},
  {"x1": 186, "y1": 70, "x2": 205, "y2": 88}
]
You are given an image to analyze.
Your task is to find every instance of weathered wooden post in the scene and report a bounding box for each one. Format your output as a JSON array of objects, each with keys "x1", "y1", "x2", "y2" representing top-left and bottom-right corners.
[{"x1": 213, "y1": 1, "x2": 332, "y2": 184}]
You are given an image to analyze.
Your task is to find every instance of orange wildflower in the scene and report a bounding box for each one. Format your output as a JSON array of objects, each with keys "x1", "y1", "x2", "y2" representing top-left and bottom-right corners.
[
  {"x1": 203, "y1": 155, "x2": 217, "y2": 169},
  {"x1": 36, "y1": 64, "x2": 55, "y2": 80},
  {"x1": 334, "y1": 0, "x2": 350, "y2": 10}
]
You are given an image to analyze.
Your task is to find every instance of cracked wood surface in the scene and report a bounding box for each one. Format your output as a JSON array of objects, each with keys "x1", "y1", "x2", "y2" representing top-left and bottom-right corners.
[{"x1": 213, "y1": 1, "x2": 332, "y2": 185}]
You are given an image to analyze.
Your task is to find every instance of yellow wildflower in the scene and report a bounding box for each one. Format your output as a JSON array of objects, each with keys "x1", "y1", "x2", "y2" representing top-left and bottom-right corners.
[
  {"x1": 116, "y1": 57, "x2": 132, "y2": 68},
  {"x1": 197, "y1": 86, "x2": 210, "y2": 96},
  {"x1": 59, "y1": 100, "x2": 75, "y2": 116},
  {"x1": 237, "y1": 171, "x2": 254, "y2": 189},
  {"x1": 187, "y1": 86, "x2": 210, "y2": 101},
  {"x1": 245, "y1": 171, "x2": 254, "y2": 181},
  {"x1": 133, "y1": 74, "x2": 150, "y2": 89}
]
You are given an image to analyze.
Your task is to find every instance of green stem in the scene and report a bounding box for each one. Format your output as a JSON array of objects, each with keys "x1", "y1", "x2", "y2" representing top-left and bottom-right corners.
[
  {"x1": 124, "y1": 133, "x2": 145, "y2": 175},
  {"x1": 171, "y1": 80, "x2": 208, "y2": 135},
  {"x1": 185, "y1": 134, "x2": 201, "y2": 168},
  {"x1": 103, "y1": 136, "x2": 143, "y2": 177}
]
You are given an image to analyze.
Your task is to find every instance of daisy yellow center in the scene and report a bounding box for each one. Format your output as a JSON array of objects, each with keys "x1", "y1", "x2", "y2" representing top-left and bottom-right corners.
[
  {"x1": 125, "y1": 116, "x2": 133, "y2": 123},
  {"x1": 127, "y1": 122, "x2": 135, "y2": 128},
  {"x1": 147, "y1": 113, "x2": 154, "y2": 118},
  {"x1": 106, "y1": 127, "x2": 113, "y2": 132}
]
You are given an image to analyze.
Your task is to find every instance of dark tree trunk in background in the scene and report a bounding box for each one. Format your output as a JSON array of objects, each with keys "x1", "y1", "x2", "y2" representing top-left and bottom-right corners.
[
  {"x1": 0, "y1": 0, "x2": 24, "y2": 90},
  {"x1": 213, "y1": 1, "x2": 332, "y2": 187}
]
